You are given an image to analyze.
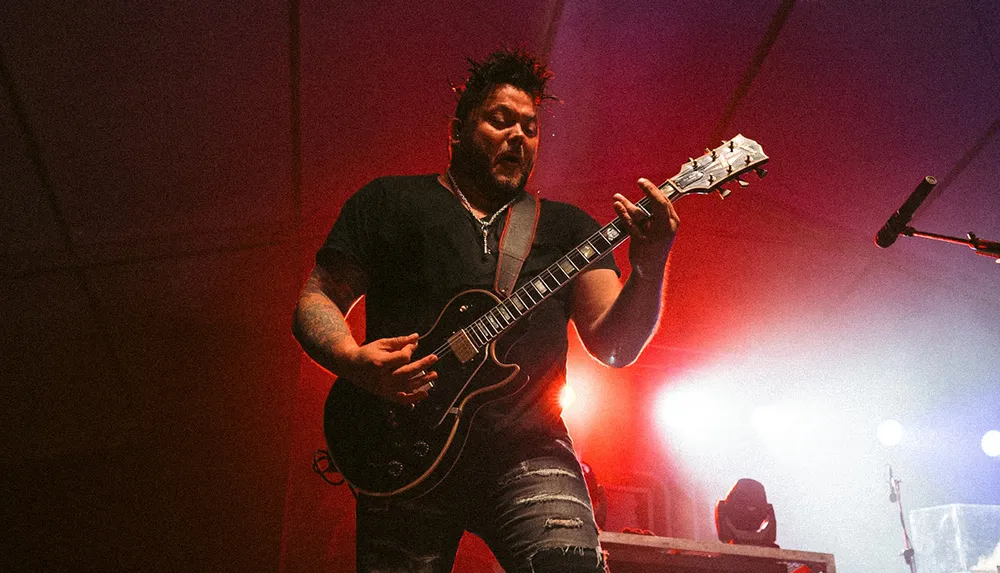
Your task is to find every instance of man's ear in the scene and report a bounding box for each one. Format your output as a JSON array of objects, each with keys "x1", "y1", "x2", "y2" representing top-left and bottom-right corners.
[{"x1": 449, "y1": 118, "x2": 463, "y2": 145}]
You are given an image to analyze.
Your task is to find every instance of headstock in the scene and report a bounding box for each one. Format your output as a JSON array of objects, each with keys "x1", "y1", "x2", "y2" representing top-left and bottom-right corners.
[{"x1": 663, "y1": 134, "x2": 768, "y2": 199}]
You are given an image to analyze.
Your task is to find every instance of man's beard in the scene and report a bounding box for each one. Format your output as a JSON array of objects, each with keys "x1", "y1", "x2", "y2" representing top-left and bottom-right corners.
[{"x1": 452, "y1": 140, "x2": 532, "y2": 202}]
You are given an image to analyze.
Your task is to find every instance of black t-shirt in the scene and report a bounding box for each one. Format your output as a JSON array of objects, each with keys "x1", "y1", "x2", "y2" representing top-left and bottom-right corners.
[{"x1": 317, "y1": 174, "x2": 619, "y2": 469}]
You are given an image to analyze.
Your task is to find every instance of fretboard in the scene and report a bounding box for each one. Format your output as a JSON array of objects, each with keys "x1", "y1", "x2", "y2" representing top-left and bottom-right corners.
[{"x1": 460, "y1": 186, "x2": 682, "y2": 350}]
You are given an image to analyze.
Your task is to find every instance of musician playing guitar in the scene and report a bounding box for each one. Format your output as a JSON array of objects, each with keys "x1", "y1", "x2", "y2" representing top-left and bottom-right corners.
[{"x1": 293, "y1": 47, "x2": 679, "y2": 573}]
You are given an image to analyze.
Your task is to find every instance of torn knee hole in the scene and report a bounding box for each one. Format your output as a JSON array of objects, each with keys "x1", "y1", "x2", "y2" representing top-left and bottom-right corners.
[
  {"x1": 544, "y1": 517, "x2": 584, "y2": 529},
  {"x1": 529, "y1": 546, "x2": 606, "y2": 572}
]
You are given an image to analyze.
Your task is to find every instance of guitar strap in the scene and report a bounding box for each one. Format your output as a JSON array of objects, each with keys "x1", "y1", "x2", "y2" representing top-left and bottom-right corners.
[{"x1": 494, "y1": 192, "x2": 540, "y2": 297}]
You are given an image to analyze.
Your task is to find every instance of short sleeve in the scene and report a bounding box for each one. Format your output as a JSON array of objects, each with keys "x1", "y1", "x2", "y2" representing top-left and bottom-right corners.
[{"x1": 315, "y1": 179, "x2": 388, "y2": 279}]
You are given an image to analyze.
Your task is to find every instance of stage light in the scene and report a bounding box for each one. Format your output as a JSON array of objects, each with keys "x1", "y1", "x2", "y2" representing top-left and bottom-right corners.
[
  {"x1": 982, "y1": 430, "x2": 1000, "y2": 457},
  {"x1": 559, "y1": 383, "x2": 577, "y2": 411},
  {"x1": 877, "y1": 419, "x2": 904, "y2": 447},
  {"x1": 715, "y1": 478, "x2": 778, "y2": 547}
]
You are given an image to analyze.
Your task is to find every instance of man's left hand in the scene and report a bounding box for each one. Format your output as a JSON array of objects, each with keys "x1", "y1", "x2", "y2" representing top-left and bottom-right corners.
[{"x1": 613, "y1": 178, "x2": 680, "y2": 280}]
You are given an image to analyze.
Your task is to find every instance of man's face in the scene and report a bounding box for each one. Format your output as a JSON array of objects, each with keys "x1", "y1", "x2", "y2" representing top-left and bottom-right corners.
[{"x1": 454, "y1": 84, "x2": 540, "y2": 199}]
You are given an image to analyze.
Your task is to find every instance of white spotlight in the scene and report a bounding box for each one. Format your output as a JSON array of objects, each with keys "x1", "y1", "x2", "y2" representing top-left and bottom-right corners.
[
  {"x1": 982, "y1": 430, "x2": 1000, "y2": 457},
  {"x1": 877, "y1": 419, "x2": 904, "y2": 447}
]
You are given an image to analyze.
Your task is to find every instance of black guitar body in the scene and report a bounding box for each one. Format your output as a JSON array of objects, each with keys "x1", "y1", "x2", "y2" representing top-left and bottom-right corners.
[{"x1": 323, "y1": 289, "x2": 525, "y2": 499}]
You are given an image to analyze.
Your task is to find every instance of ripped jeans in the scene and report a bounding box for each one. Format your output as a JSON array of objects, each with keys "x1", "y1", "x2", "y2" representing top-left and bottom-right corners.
[{"x1": 355, "y1": 444, "x2": 606, "y2": 573}]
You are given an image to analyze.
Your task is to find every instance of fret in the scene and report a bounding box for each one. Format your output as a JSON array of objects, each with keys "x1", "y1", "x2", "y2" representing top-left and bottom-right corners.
[
  {"x1": 519, "y1": 290, "x2": 535, "y2": 308},
  {"x1": 510, "y1": 293, "x2": 527, "y2": 312},
  {"x1": 566, "y1": 249, "x2": 587, "y2": 269},
  {"x1": 492, "y1": 308, "x2": 510, "y2": 327},
  {"x1": 601, "y1": 223, "x2": 624, "y2": 244},
  {"x1": 497, "y1": 305, "x2": 511, "y2": 322},
  {"x1": 465, "y1": 326, "x2": 483, "y2": 348},
  {"x1": 550, "y1": 264, "x2": 570, "y2": 282},
  {"x1": 557, "y1": 258, "x2": 577, "y2": 276},
  {"x1": 477, "y1": 325, "x2": 491, "y2": 345},
  {"x1": 476, "y1": 321, "x2": 491, "y2": 340},
  {"x1": 542, "y1": 271, "x2": 561, "y2": 291},
  {"x1": 521, "y1": 285, "x2": 540, "y2": 304},
  {"x1": 568, "y1": 250, "x2": 589, "y2": 269},
  {"x1": 635, "y1": 199, "x2": 653, "y2": 218},
  {"x1": 503, "y1": 299, "x2": 524, "y2": 320},
  {"x1": 590, "y1": 233, "x2": 612, "y2": 251},
  {"x1": 485, "y1": 313, "x2": 501, "y2": 331}
]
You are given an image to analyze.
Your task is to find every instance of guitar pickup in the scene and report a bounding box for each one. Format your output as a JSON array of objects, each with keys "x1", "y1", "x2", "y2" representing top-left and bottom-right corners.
[{"x1": 448, "y1": 330, "x2": 478, "y2": 363}]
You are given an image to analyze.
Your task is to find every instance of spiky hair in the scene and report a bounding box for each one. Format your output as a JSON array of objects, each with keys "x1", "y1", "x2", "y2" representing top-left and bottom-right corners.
[{"x1": 453, "y1": 47, "x2": 555, "y2": 123}]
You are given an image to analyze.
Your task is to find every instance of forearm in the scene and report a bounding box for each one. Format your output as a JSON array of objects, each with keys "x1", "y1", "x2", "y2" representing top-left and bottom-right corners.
[
  {"x1": 292, "y1": 283, "x2": 360, "y2": 376},
  {"x1": 586, "y1": 264, "x2": 667, "y2": 367}
]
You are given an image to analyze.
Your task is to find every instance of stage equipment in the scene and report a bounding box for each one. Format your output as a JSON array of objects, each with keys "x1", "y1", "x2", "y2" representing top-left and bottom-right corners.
[
  {"x1": 888, "y1": 465, "x2": 916, "y2": 573},
  {"x1": 715, "y1": 478, "x2": 778, "y2": 547},
  {"x1": 910, "y1": 504, "x2": 1000, "y2": 573},
  {"x1": 715, "y1": 479, "x2": 777, "y2": 547},
  {"x1": 600, "y1": 531, "x2": 835, "y2": 573},
  {"x1": 875, "y1": 175, "x2": 1000, "y2": 262}
]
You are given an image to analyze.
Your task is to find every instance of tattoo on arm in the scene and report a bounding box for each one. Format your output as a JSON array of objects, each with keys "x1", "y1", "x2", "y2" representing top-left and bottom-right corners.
[
  {"x1": 292, "y1": 257, "x2": 369, "y2": 371},
  {"x1": 295, "y1": 291, "x2": 352, "y2": 354}
]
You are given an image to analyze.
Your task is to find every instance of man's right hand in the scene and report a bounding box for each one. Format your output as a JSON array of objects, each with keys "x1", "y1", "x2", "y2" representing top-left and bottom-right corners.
[{"x1": 343, "y1": 333, "x2": 439, "y2": 405}]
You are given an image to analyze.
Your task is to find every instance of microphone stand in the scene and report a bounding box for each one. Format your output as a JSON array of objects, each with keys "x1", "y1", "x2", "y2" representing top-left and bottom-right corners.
[
  {"x1": 889, "y1": 468, "x2": 917, "y2": 573},
  {"x1": 902, "y1": 227, "x2": 1000, "y2": 262}
]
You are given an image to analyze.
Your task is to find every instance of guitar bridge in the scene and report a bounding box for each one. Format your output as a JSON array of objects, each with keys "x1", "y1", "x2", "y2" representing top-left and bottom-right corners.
[{"x1": 447, "y1": 330, "x2": 478, "y2": 363}]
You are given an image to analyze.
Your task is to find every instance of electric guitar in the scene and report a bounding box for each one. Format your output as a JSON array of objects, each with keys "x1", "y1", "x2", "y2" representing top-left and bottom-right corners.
[{"x1": 323, "y1": 134, "x2": 768, "y2": 498}]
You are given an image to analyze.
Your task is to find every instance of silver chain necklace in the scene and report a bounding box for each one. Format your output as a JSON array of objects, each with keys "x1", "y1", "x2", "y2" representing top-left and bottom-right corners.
[{"x1": 446, "y1": 170, "x2": 516, "y2": 255}]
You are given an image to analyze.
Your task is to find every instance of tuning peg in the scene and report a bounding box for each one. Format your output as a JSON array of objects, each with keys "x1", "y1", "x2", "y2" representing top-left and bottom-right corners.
[
  {"x1": 719, "y1": 188, "x2": 732, "y2": 199},
  {"x1": 736, "y1": 177, "x2": 750, "y2": 188},
  {"x1": 705, "y1": 148, "x2": 717, "y2": 159},
  {"x1": 729, "y1": 140, "x2": 736, "y2": 151},
  {"x1": 755, "y1": 167, "x2": 768, "y2": 178},
  {"x1": 689, "y1": 157, "x2": 698, "y2": 168}
]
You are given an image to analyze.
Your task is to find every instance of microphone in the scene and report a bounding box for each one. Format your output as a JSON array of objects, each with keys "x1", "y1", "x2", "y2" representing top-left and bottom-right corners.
[
  {"x1": 875, "y1": 176, "x2": 937, "y2": 248},
  {"x1": 888, "y1": 465, "x2": 897, "y2": 503}
]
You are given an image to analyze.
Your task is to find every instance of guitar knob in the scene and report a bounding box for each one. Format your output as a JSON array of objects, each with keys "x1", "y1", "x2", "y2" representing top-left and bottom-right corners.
[
  {"x1": 413, "y1": 441, "x2": 430, "y2": 457},
  {"x1": 387, "y1": 461, "x2": 404, "y2": 477}
]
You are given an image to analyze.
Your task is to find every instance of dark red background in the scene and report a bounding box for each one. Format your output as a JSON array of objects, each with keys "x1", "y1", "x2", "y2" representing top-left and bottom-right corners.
[{"x1": 2, "y1": 1, "x2": 998, "y2": 571}]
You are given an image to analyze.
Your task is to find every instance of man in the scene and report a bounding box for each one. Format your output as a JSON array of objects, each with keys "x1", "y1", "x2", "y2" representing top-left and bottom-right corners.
[{"x1": 293, "y1": 48, "x2": 679, "y2": 573}]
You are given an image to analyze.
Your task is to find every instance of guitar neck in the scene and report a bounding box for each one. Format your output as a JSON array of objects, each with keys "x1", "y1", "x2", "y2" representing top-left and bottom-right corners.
[
  {"x1": 454, "y1": 132, "x2": 769, "y2": 353},
  {"x1": 459, "y1": 185, "x2": 683, "y2": 350}
]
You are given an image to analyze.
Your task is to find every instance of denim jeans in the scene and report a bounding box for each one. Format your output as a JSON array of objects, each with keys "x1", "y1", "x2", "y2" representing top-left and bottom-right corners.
[{"x1": 355, "y1": 443, "x2": 606, "y2": 573}]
